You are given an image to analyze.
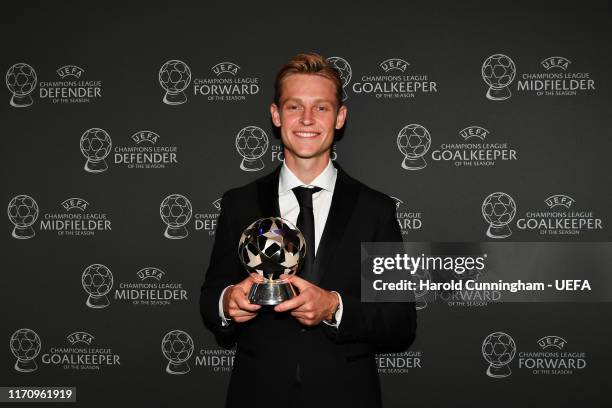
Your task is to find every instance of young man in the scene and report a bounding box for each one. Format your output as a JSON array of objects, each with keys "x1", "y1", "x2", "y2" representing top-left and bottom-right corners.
[{"x1": 200, "y1": 53, "x2": 416, "y2": 408}]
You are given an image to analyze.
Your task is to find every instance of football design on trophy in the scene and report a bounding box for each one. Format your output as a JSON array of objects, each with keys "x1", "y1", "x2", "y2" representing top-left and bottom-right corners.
[
  {"x1": 482, "y1": 192, "x2": 517, "y2": 239},
  {"x1": 161, "y1": 329, "x2": 194, "y2": 375},
  {"x1": 238, "y1": 217, "x2": 305, "y2": 305},
  {"x1": 82, "y1": 264, "x2": 114, "y2": 308},
  {"x1": 7, "y1": 194, "x2": 39, "y2": 239},
  {"x1": 235, "y1": 126, "x2": 269, "y2": 172},
  {"x1": 6, "y1": 63, "x2": 37, "y2": 107},
  {"x1": 9, "y1": 328, "x2": 41, "y2": 372},
  {"x1": 482, "y1": 54, "x2": 516, "y2": 101},
  {"x1": 159, "y1": 60, "x2": 191, "y2": 105},
  {"x1": 397, "y1": 124, "x2": 432, "y2": 170},
  {"x1": 80, "y1": 128, "x2": 112, "y2": 173},
  {"x1": 482, "y1": 331, "x2": 516, "y2": 378}
]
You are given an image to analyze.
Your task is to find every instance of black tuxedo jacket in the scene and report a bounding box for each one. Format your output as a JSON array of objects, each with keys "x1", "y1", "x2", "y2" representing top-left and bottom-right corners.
[{"x1": 200, "y1": 163, "x2": 417, "y2": 408}]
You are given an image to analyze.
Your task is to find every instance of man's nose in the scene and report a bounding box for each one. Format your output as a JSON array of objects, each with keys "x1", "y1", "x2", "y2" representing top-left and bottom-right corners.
[{"x1": 300, "y1": 109, "x2": 314, "y2": 125}]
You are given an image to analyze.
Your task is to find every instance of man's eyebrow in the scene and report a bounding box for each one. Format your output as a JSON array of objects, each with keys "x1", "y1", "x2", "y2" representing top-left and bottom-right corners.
[{"x1": 282, "y1": 98, "x2": 335, "y2": 104}]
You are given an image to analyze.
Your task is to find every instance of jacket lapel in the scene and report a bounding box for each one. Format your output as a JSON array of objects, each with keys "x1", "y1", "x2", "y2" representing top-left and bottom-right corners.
[
  {"x1": 311, "y1": 163, "x2": 359, "y2": 285},
  {"x1": 256, "y1": 165, "x2": 282, "y2": 218}
]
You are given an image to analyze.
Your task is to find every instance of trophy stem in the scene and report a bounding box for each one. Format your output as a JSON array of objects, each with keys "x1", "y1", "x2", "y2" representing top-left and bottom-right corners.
[{"x1": 248, "y1": 281, "x2": 296, "y2": 305}]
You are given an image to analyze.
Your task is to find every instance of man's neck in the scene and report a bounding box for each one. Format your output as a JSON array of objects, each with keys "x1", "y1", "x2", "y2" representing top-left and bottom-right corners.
[{"x1": 283, "y1": 153, "x2": 331, "y2": 185}]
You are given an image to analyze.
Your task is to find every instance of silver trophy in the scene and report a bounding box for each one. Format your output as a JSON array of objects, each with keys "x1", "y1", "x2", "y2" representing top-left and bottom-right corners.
[{"x1": 238, "y1": 217, "x2": 305, "y2": 305}]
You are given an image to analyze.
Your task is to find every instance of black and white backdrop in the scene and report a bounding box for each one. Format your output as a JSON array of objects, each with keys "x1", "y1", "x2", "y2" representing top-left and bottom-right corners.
[{"x1": 1, "y1": 2, "x2": 611, "y2": 407}]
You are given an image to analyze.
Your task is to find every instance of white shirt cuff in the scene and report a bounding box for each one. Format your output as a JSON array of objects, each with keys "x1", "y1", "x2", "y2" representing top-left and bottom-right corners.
[
  {"x1": 218, "y1": 285, "x2": 234, "y2": 327},
  {"x1": 323, "y1": 291, "x2": 343, "y2": 328}
]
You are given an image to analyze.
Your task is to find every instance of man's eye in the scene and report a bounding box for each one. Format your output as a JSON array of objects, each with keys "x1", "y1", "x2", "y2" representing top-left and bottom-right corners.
[
  {"x1": 287, "y1": 105, "x2": 298, "y2": 110},
  {"x1": 316, "y1": 106, "x2": 328, "y2": 111}
]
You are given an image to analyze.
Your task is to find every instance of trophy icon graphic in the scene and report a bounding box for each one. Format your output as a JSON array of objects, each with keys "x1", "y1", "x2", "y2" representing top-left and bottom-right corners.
[
  {"x1": 160, "y1": 194, "x2": 193, "y2": 239},
  {"x1": 6, "y1": 63, "x2": 37, "y2": 107},
  {"x1": 482, "y1": 54, "x2": 516, "y2": 101},
  {"x1": 482, "y1": 192, "x2": 517, "y2": 239},
  {"x1": 159, "y1": 60, "x2": 191, "y2": 105},
  {"x1": 482, "y1": 331, "x2": 516, "y2": 378},
  {"x1": 80, "y1": 128, "x2": 112, "y2": 173},
  {"x1": 7, "y1": 194, "x2": 39, "y2": 239},
  {"x1": 238, "y1": 217, "x2": 305, "y2": 305},
  {"x1": 161, "y1": 330, "x2": 194, "y2": 375},
  {"x1": 235, "y1": 126, "x2": 269, "y2": 172},
  {"x1": 397, "y1": 124, "x2": 431, "y2": 170},
  {"x1": 10, "y1": 328, "x2": 41, "y2": 372},
  {"x1": 326, "y1": 56, "x2": 352, "y2": 101},
  {"x1": 82, "y1": 264, "x2": 113, "y2": 308}
]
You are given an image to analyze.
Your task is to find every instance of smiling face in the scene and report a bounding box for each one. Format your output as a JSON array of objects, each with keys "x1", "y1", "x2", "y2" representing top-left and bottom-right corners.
[{"x1": 270, "y1": 73, "x2": 347, "y2": 168}]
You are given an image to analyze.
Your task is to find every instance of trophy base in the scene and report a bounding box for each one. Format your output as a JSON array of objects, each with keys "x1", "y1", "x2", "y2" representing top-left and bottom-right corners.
[
  {"x1": 486, "y1": 364, "x2": 511, "y2": 378},
  {"x1": 248, "y1": 281, "x2": 296, "y2": 306},
  {"x1": 84, "y1": 159, "x2": 108, "y2": 173},
  {"x1": 486, "y1": 224, "x2": 512, "y2": 239},
  {"x1": 86, "y1": 295, "x2": 110, "y2": 309},
  {"x1": 486, "y1": 86, "x2": 512, "y2": 101},
  {"x1": 401, "y1": 156, "x2": 427, "y2": 170},
  {"x1": 163, "y1": 92, "x2": 187, "y2": 105},
  {"x1": 15, "y1": 359, "x2": 37, "y2": 372}
]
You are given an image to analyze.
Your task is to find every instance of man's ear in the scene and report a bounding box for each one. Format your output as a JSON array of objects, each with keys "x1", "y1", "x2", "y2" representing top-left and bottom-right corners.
[
  {"x1": 335, "y1": 105, "x2": 348, "y2": 129},
  {"x1": 270, "y1": 103, "x2": 281, "y2": 127}
]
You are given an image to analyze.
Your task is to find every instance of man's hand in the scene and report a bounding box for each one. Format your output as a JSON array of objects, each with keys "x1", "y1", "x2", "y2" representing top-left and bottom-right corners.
[
  {"x1": 274, "y1": 275, "x2": 339, "y2": 326},
  {"x1": 222, "y1": 274, "x2": 261, "y2": 323}
]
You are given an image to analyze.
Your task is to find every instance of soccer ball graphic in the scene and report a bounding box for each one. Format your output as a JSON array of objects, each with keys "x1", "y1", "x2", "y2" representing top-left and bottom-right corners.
[
  {"x1": 80, "y1": 128, "x2": 112, "y2": 173},
  {"x1": 10, "y1": 328, "x2": 41, "y2": 372},
  {"x1": 160, "y1": 194, "x2": 193, "y2": 239},
  {"x1": 482, "y1": 331, "x2": 516, "y2": 378},
  {"x1": 7, "y1": 195, "x2": 39, "y2": 239},
  {"x1": 397, "y1": 124, "x2": 432, "y2": 170},
  {"x1": 482, "y1": 192, "x2": 517, "y2": 239},
  {"x1": 482, "y1": 54, "x2": 516, "y2": 101},
  {"x1": 82, "y1": 264, "x2": 113, "y2": 308},
  {"x1": 6, "y1": 63, "x2": 37, "y2": 107},
  {"x1": 235, "y1": 126, "x2": 269, "y2": 171},
  {"x1": 327, "y1": 56, "x2": 352, "y2": 101},
  {"x1": 159, "y1": 60, "x2": 191, "y2": 105},
  {"x1": 161, "y1": 330, "x2": 194, "y2": 374},
  {"x1": 239, "y1": 217, "x2": 305, "y2": 280}
]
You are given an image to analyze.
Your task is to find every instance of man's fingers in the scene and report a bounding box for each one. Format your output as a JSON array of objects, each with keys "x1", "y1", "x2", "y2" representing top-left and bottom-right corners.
[
  {"x1": 274, "y1": 294, "x2": 306, "y2": 312},
  {"x1": 234, "y1": 294, "x2": 261, "y2": 312},
  {"x1": 289, "y1": 275, "x2": 312, "y2": 291},
  {"x1": 230, "y1": 309, "x2": 257, "y2": 318},
  {"x1": 290, "y1": 310, "x2": 315, "y2": 320}
]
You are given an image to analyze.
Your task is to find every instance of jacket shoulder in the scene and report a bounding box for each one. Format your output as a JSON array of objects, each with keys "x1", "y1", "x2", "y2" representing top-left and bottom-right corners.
[{"x1": 342, "y1": 171, "x2": 396, "y2": 211}]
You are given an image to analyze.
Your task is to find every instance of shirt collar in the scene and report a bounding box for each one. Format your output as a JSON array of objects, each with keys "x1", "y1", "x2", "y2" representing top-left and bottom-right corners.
[{"x1": 278, "y1": 159, "x2": 337, "y2": 195}]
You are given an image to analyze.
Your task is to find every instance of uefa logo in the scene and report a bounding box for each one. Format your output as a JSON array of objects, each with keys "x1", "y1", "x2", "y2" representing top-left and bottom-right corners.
[
  {"x1": 82, "y1": 264, "x2": 113, "y2": 309},
  {"x1": 6, "y1": 63, "x2": 37, "y2": 107},
  {"x1": 482, "y1": 54, "x2": 516, "y2": 101},
  {"x1": 159, "y1": 60, "x2": 191, "y2": 105},
  {"x1": 235, "y1": 126, "x2": 269, "y2": 172},
  {"x1": 7, "y1": 195, "x2": 39, "y2": 239},
  {"x1": 160, "y1": 194, "x2": 193, "y2": 239},
  {"x1": 482, "y1": 192, "x2": 517, "y2": 239},
  {"x1": 326, "y1": 56, "x2": 352, "y2": 101},
  {"x1": 80, "y1": 128, "x2": 112, "y2": 173},
  {"x1": 161, "y1": 329, "x2": 194, "y2": 375},
  {"x1": 397, "y1": 124, "x2": 432, "y2": 170},
  {"x1": 482, "y1": 331, "x2": 516, "y2": 378},
  {"x1": 9, "y1": 328, "x2": 41, "y2": 372}
]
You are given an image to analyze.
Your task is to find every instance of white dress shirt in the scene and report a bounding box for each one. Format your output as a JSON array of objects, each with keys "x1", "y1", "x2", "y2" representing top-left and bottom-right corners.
[{"x1": 218, "y1": 158, "x2": 344, "y2": 327}]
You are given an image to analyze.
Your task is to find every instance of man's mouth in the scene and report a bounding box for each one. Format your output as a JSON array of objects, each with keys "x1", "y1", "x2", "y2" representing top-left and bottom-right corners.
[{"x1": 293, "y1": 130, "x2": 321, "y2": 138}]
